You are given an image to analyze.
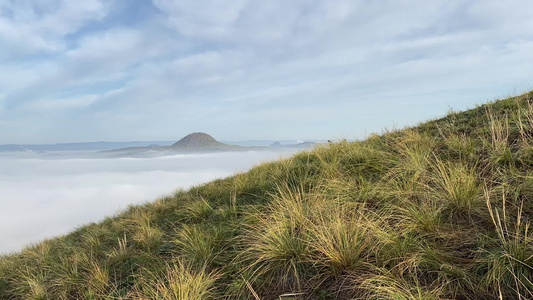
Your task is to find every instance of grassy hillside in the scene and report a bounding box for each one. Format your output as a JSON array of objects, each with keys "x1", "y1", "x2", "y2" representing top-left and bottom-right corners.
[{"x1": 1, "y1": 92, "x2": 532, "y2": 299}]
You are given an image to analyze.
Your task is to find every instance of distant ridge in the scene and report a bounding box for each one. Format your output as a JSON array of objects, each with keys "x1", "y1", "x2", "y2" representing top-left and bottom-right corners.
[
  {"x1": 171, "y1": 132, "x2": 226, "y2": 148},
  {"x1": 99, "y1": 132, "x2": 316, "y2": 157}
]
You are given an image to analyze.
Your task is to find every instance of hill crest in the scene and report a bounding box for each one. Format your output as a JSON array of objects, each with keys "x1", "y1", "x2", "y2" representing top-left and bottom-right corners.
[{"x1": 171, "y1": 132, "x2": 225, "y2": 148}]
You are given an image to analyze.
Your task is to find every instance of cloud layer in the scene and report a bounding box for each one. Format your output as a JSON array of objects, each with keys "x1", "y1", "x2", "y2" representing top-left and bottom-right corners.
[
  {"x1": 0, "y1": 149, "x2": 297, "y2": 253},
  {"x1": 0, "y1": 0, "x2": 532, "y2": 143}
]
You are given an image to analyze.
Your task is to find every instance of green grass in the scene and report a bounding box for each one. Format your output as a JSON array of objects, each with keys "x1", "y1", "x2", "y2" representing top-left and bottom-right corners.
[{"x1": 1, "y1": 91, "x2": 533, "y2": 299}]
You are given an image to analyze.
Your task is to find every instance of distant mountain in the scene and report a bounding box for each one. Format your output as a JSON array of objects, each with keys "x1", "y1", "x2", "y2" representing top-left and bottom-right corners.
[
  {"x1": 0, "y1": 141, "x2": 175, "y2": 152},
  {"x1": 269, "y1": 141, "x2": 319, "y2": 149},
  {"x1": 292, "y1": 141, "x2": 318, "y2": 148},
  {"x1": 224, "y1": 139, "x2": 325, "y2": 147},
  {"x1": 102, "y1": 132, "x2": 243, "y2": 157},
  {"x1": 171, "y1": 132, "x2": 226, "y2": 149},
  {"x1": 0, "y1": 136, "x2": 324, "y2": 154},
  {"x1": 0, "y1": 135, "x2": 320, "y2": 157}
]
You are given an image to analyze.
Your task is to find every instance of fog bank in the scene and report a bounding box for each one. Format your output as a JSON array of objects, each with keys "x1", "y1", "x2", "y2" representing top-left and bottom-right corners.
[{"x1": 0, "y1": 150, "x2": 298, "y2": 254}]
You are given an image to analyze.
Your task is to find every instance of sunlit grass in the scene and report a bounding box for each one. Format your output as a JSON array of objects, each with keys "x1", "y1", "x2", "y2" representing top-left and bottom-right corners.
[
  {"x1": 360, "y1": 270, "x2": 444, "y2": 300},
  {"x1": 135, "y1": 262, "x2": 219, "y2": 300},
  {"x1": 242, "y1": 187, "x2": 313, "y2": 293},
  {"x1": 308, "y1": 205, "x2": 374, "y2": 275},
  {"x1": 481, "y1": 188, "x2": 533, "y2": 299},
  {"x1": 429, "y1": 159, "x2": 480, "y2": 213},
  {"x1": 174, "y1": 223, "x2": 227, "y2": 267}
]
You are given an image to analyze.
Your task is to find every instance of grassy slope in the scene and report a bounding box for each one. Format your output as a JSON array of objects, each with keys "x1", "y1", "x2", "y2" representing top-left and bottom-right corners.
[{"x1": 1, "y1": 92, "x2": 532, "y2": 300}]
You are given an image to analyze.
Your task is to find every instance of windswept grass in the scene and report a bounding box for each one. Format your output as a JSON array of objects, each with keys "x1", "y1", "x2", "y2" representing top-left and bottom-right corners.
[
  {"x1": 429, "y1": 159, "x2": 480, "y2": 213},
  {"x1": 134, "y1": 262, "x2": 219, "y2": 300},
  {"x1": 481, "y1": 188, "x2": 533, "y2": 299},
  {"x1": 1, "y1": 91, "x2": 532, "y2": 299}
]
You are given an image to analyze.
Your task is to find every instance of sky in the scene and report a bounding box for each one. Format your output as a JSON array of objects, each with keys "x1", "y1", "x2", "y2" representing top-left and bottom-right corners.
[{"x1": 0, "y1": 0, "x2": 532, "y2": 144}]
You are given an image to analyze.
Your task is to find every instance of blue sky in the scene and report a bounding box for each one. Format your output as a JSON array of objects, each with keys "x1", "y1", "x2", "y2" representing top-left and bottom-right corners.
[{"x1": 0, "y1": 0, "x2": 532, "y2": 143}]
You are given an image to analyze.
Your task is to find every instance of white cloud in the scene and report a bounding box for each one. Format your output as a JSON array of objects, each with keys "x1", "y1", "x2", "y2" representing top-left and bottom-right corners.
[
  {"x1": 67, "y1": 29, "x2": 143, "y2": 59},
  {"x1": 23, "y1": 94, "x2": 100, "y2": 110},
  {"x1": 153, "y1": 0, "x2": 249, "y2": 37},
  {"x1": 0, "y1": 0, "x2": 111, "y2": 60}
]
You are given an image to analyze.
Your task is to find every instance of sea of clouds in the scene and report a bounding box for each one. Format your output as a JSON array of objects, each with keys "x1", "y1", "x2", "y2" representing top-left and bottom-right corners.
[{"x1": 0, "y1": 149, "x2": 298, "y2": 254}]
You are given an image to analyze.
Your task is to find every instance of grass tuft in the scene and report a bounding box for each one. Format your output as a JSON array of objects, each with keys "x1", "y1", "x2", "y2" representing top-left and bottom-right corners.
[{"x1": 135, "y1": 262, "x2": 219, "y2": 300}]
